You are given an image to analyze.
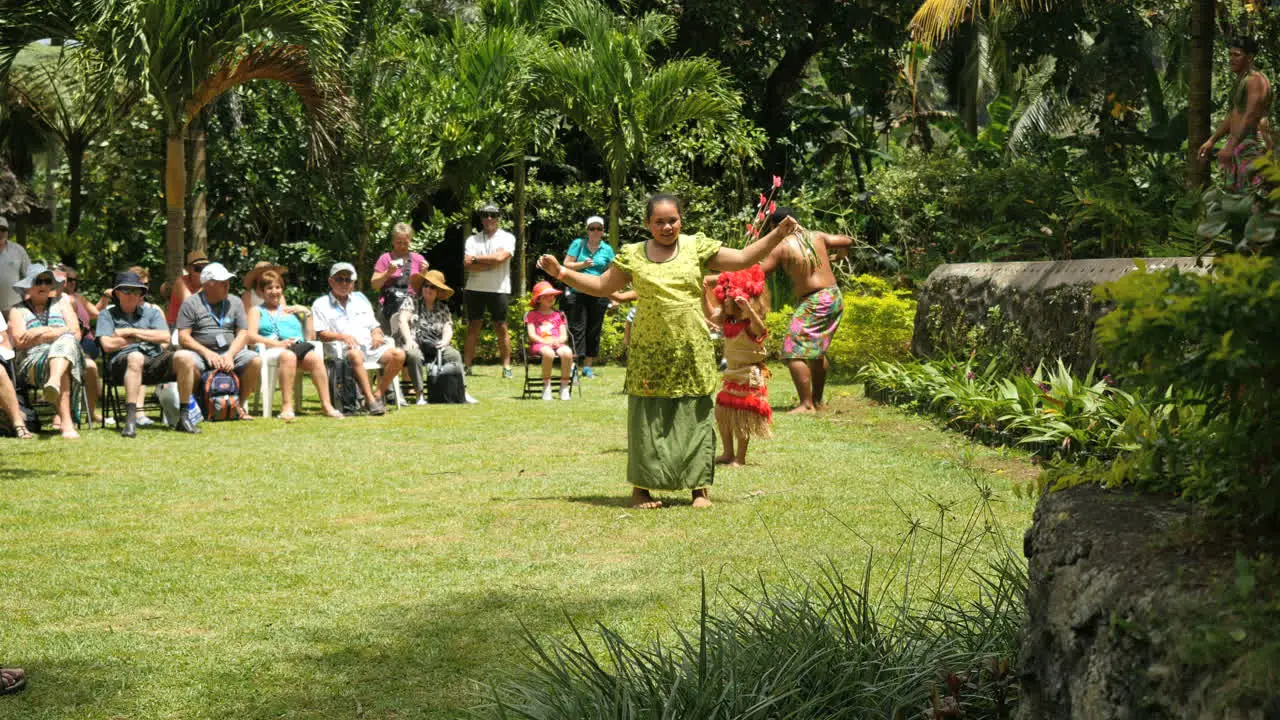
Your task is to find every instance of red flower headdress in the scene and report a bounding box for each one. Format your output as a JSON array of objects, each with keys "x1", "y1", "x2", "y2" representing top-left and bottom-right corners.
[{"x1": 714, "y1": 265, "x2": 766, "y2": 302}]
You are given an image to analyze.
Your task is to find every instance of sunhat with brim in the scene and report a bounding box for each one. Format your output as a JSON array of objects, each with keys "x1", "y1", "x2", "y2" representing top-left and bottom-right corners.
[
  {"x1": 13, "y1": 264, "x2": 59, "y2": 291},
  {"x1": 478, "y1": 203, "x2": 501, "y2": 215},
  {"x1": 243, "y1": 261, "x2": 287, "y2": 292},
  {"x1": 185, "y1": 250, "x2": 209, "y2": 267},
  {"x1": 585, "y1": 215, "x2": 605, "y2": 229},
  {"x1": 410, "y1": 269, "x2": 454, "y2": 299},
  {"x1": 530, "y1": 280, "x2": 562, "y2": 305},
  {"x1": 111, "y1": 271, "x2": 149, "y2": 298}
]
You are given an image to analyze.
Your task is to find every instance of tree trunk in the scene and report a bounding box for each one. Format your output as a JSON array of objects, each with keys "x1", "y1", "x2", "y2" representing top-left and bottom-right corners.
[
  {"x1": 357, "y1": 223, "x2": 370, "y2": 293},
  {"x1": 514, "y1": 151, "x2": 527, "y2": 292},
  {"x1": 761, "y1": 36, "x2": 824, "y2": 176},
  {"x1": 607, "y1": 178, "x2": 622, "y2": 250},
  {"x1": 959, "y1": 23, "x2": 981, "y2": 137},
  {"x1": 66, "y1": 136, "x2": 84, "y2": 237},
  {"x1": 164, "y1": 131, "x2": 187, "y2": 283},
  {"x1": 186, "y1": 109, "x2": 209, "y2": 256},
  {"x1": 1187, "y1": 0, "x2": 1215, "y2": 188}
]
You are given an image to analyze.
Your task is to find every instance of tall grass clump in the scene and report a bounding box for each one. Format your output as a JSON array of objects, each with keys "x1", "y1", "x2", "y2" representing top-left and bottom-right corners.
[{"x1": 482, "y1": 473, "x2": 1026, "y2": 720}]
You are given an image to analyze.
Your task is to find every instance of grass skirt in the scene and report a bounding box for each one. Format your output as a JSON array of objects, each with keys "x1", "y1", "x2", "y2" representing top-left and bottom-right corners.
[{"x1": 627, "y1": 394, "x2": 715, "y2": 490}]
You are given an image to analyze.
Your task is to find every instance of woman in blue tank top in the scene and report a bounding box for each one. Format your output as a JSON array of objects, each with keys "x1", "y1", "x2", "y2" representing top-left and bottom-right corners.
[{"x1": 246, "y1": 269, "x2": 343, "y2": 420}]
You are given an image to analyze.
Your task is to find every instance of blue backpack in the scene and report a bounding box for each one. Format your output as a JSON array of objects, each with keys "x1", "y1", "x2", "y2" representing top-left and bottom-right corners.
[{"x1": 198, "y1": 370, "x2": 241, "y2": 421}]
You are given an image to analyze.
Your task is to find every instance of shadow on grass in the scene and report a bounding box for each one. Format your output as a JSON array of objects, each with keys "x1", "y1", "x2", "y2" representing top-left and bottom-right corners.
[
  {"x1": 187, "y1": 588, "x2": 665, "y2": 719},
  {"x1": 0, "y1": 465, "x2": 87, "y2": 482},
  {"x1": 530, "y1": 494, "x2": 633, "y2": 508}
]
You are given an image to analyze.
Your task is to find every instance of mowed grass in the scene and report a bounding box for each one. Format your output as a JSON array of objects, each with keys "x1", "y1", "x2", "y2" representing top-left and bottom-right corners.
[{"x1": 0, "y1": 366, "x2": 1036, "y2": 719}]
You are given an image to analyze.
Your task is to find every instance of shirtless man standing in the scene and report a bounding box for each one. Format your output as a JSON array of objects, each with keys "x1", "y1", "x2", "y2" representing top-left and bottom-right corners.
[
  {"x1": 759, "y1": 207, "x2": 852, "y2": 413},
  {"x1": 1199, "y1": 35, "x2": 1273, "y2": 192}
]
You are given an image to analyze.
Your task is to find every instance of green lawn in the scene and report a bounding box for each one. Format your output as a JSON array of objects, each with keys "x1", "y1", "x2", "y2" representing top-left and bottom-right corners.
[{"x1": 0, "y1": 366, "x2": 1036, "y2": 719}]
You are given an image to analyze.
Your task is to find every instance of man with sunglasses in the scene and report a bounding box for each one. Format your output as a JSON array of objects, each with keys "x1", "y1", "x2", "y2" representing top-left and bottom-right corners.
[
  {"x1": 462, "y1": 203, "x2": 515, "y2": 377},
  {"x1": 0, "y1": 216, "x2": 31, "y2": 313},
  {"x1": 311, "y1": 262, "x2": 405, "y2": 415},
  {"x1": 166, "y1": 250, "x2": 210, "y2": 326},
  {"x1": 98, "y1": 271, "x2": 202, "y2": 436}
]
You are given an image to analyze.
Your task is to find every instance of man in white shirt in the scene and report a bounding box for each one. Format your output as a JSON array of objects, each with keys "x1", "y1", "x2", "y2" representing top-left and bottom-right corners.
[
  {"x1": 311, "y1": 262, "x2": 405, "y2": 415},
  {"x1": 0, "y1": 217, "x2": 32, "y2": 313},
  {"x1": 462, "y1": 203, "x2": 515, "y2": 377}
]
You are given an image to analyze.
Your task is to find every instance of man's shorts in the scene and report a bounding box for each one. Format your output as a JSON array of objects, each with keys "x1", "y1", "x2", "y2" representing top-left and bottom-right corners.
[
  {"x1": 192, "y1": 348, "x2": 258, "y2": 375},
  {"x1": 109, "y1": 350, "x2": 177, "y2": 385},
  {"x1": 464, "y1": 290, "x2": 511, "y2": 322},
  {"x1": 782, "y1": 286, "x2": 845, "y2": 361},
  {"x1": 324, "y1": 339, "x2": 395, "y2": 364}
]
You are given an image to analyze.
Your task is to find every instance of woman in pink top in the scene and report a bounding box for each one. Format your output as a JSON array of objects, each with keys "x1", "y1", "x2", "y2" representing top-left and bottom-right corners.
[
  {"x1": 371, "y1": 222, "x2": 428, "y2": 320},
  {"x1": 525, "y1": 281, "x2": 573, "y2": 400}
]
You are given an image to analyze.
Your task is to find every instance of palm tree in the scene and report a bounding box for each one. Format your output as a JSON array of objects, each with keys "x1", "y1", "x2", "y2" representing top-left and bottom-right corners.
[
  {"x1": 536, "y1": 0, "x2": 740, "y2": 244},
  {"x1": 6, "y1": 41, "x2": 137, "y2": 235},
  {"x1": 911, "y1": 0, "x2": 1217, "y2": 187},
  {"x1": 112, "y1": 0, "x2": 347, "y2": 281}
]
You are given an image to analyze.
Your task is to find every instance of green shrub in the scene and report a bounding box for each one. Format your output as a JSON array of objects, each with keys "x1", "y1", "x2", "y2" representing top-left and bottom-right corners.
[
  {"x1": 1064, "y1": 255, "x2": 1280, "y2": 523},
  {"x1": 485, "y1": 489, "x2": 1024, "y2": 720}
]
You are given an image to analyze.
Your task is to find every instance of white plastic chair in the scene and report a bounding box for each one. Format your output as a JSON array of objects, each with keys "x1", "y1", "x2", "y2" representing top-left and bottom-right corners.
[
  {"x1": 323, "y1": 341, "x2": 405, "y2": 408},
  {"x1": 254, "y1": 341, "x2": 322, "y2": 418}
]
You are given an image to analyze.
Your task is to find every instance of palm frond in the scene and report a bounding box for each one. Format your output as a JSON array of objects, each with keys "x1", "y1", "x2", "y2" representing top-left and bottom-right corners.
[{"x1": 910, "y1": 0, "x2": 1056, "y2": 46}]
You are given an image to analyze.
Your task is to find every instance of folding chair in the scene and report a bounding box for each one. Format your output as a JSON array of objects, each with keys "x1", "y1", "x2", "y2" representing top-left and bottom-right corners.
[{"x1": 520, "y1": 343, "x2": 581, "y2": 400}]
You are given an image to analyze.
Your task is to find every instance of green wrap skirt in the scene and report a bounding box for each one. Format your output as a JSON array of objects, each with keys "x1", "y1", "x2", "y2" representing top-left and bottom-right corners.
[{"x1": 627, "y1": 394, "x2": 715, "y2": 491}]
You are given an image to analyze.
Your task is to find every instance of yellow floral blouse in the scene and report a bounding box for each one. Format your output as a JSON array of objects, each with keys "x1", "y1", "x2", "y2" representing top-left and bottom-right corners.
[{"x1": 612, "y1": 232, "x2": 722, "y2": 398}]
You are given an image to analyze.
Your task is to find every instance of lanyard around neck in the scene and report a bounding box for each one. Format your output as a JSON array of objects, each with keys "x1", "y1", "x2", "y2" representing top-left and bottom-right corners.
[{"x1": 201, "y1": 294, "x2": 229, "y2": 328}]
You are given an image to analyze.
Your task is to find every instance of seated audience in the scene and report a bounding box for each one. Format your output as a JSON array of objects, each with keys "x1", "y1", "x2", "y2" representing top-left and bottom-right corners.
[
  {"x1": 97, "y1": 271, "x2": 202, "y2": 436},
  {"x1": 0, "y1": 313, "x2": 30, "y2": 439},
  {"x1": 246, "y1": 268, "x2": 343, "y2": 420},
  {"x1": 7, "y1": 264, "x2": 85, "y2": 438},
  {"x1": 175, "y1": 262, "x2": 260, "y2": 418},
  {"x1": 525, "y1": 280, "x2": 574, "y2": 401},
  {"x1": 51, "y1": 264, "x2": 102, "y2": 424},
  {"x1": 402, "y1": 269, "x2": 476, "y2": 404},
  {"x1": 311, "y1": 262, "x2": 405, "y2": 416}
]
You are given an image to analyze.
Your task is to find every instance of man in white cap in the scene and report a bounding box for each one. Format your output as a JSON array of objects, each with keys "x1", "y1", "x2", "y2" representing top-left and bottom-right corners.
[
  {"x1": 0, "y1": 216, "x2": 31, "y2": 313},
  {"x1": 462, "y1": 203, "x2": 515, "y2": 377},
  {"x1": 176, "y1": 262, "x2": 261, "y2": 417},
  {"x1": 311, "y1": 262, "x2": 405, "y2": 415}
]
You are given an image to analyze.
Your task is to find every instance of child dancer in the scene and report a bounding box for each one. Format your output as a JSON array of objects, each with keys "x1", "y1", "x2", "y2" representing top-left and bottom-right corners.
[
  {"x1": 526, "y1": 281, "x2": 574, "y2": 400},
  {"x1": 712, "y1": 266, "x2": 773, "y2": 466}
]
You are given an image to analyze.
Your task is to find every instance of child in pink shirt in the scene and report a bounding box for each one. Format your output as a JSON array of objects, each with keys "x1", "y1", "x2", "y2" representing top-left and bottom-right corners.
[{"x1": 526, "y1": 281, "x2": 574, "y2": 400}]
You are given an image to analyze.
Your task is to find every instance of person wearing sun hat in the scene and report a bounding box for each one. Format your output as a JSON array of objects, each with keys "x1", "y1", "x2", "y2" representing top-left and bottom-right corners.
[
  {"x1": 166, "y1": 249, "x2": 210, "y2": 325},
  {"x1": 7, "y1": 264, "x2": 85, "y2": 438},
  {"x1": 0, "y1": 215, "x2": 31, "y2": 313},
  {"x1": 561, "y1": 214, "x2": 615, "y2": 379},
  {"x1": 241, "y1": 260, "x2": 289, "y2": 311},
  {"x1": 98, "y1": 271, "x2": 203, "y2": 436},
  {"x1": 400, "y1": 269, "x2": 476, "y2": 404},
  {"x1": 175, "y1": 262, "x2": 261, "y2": 418},
  {"x1": 525, "y1": 279, "x2": 574, "y2": 401}
]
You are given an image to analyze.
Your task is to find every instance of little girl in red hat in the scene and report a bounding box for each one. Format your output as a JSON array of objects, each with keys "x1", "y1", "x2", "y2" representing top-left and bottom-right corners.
[
  {"x1": 526, "y1": 281, "x2": 574, "y2": 400},
  {"x1": 712, "y1": 265, "x2": 773, "y2": 466}
]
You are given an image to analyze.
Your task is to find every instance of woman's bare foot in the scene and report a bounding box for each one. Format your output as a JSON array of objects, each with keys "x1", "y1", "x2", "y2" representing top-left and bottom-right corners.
[
  {"x1": 631, "y1": 487, "x2": 662, "y2": 509},
  {"x1": 691, "y1": 488, "x2": 712, "y2": 508},
  {"x1": 324, "y1": 408, "x2": 344, "y2": 419},
  {"x1": 278, "y1": 410, "x2": 296, "y2": 422},
  {"x1": 714, "y1": 453, "x2": 736, "y2": 465}
]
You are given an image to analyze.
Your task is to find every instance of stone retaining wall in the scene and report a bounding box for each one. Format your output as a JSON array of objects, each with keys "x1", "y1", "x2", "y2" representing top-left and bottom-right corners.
[{"x1": 912, "y1": 258, "x2": 1209, "y2": 373}]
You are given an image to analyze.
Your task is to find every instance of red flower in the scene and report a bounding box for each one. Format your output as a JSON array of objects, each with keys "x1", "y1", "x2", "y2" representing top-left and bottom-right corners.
[
  {"x1": 758, "y1": 193, "x2": 768, "y2": 208},
  {"x1": 768, "y1": 201, "x2": 776, "y2": 213},
  {"x1": 772, "y1": 175, "x2": 782, "y2": 188},
  {"x1": 756, "y1": 211, "x2": 766, "y2": 222},
  {"x1": 746, "y1": 221, "x2": 755, "y2": 233},
  {"x1": 713, "y1": 265, "x2": 767, "y2": 302}
]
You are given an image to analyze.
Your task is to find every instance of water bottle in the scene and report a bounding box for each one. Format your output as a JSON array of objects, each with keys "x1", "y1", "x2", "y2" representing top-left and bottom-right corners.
[{"x1": 187, "y1": 396, "x2": 203, "y2": 425}]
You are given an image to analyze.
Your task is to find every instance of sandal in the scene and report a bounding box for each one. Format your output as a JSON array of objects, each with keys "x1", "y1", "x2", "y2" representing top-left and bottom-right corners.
[
  {"x1": 13, "y1": 425, "x2": 32, "y2": 440},
  {"x1": 278, "y1": 411, "x2": 296, "y2": 422},
  {"x1": 0, "y1": 667, "x2": 25, "y2": 695}
]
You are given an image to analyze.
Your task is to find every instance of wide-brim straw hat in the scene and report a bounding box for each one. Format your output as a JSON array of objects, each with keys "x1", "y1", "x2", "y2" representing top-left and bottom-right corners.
[
  {"x1": 530, "y1": 280, "x2": 562, "y2": 305},
  {"x1": 243, "y1": 261, "x2": 288, "y2": 292},
  {"x1": 13, "y1": 264, "x2": 59, "y2": 291},
  {"x1": 410, "y1": 269, "x2": 453, "y2": 299}
]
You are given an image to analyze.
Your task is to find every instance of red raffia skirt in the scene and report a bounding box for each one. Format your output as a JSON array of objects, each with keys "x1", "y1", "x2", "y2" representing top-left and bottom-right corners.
[{"x1": 715, "y1": 369, "x2": 773, "y2": 440}]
